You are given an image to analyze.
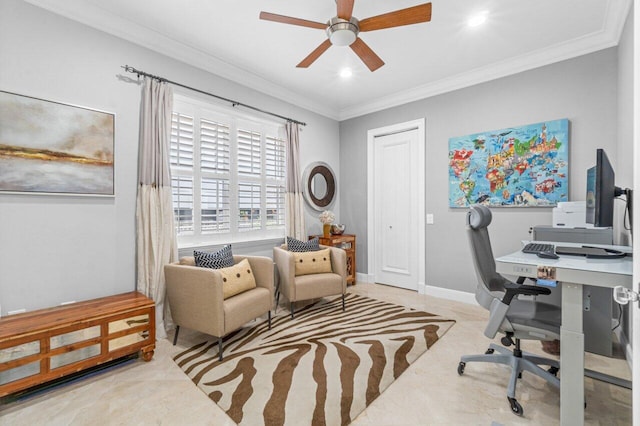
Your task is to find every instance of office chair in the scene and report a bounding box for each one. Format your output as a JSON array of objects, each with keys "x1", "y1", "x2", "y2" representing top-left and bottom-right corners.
[{"x1": 457, "y1": 205, "x2": 561, "y2": 416}]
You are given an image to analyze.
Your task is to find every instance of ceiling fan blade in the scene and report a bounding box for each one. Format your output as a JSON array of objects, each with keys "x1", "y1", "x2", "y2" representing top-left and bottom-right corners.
[
  {"x1": 259, "y1": 12, "x2": 327, "y2": 30},
  {"x1": 297, "y1": 39, "x2": 333, "y2": 68},
  {"x1": 337, "y1": 0, "x2": 355, "y2": 20},
  {"x1": 359, "y1": 3, "x2": 432, "y2": 32},
  {"x1": 350, "y1": 38, "x2": 385, "y2": 72}
]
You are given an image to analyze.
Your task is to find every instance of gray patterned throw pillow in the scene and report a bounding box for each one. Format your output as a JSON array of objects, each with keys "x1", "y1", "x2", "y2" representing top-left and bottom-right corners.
[
  {"x1": 194, "y1": 245, "x2": 234, "y2": 269},
  {"x1": 286, "y1": 236, "x2": 320, "y2": 252}
]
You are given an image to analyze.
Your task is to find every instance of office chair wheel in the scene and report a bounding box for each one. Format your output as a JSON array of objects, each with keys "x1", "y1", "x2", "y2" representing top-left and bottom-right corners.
[
  {"x1": 457, "y1": 362, "x2": 466, "y2": 375},
  {"x1": 501, "y1": 336, "x2": 513, "y2": 347},
  {"x1": 485, "y1": 348, "x2": 494, "y2": 354},
  {"x1": 507, "y1": 397, "x2": 523, "y2": 416},
  {"x1": 548, "y1": 366, "x2": 559, "y2": 376}
]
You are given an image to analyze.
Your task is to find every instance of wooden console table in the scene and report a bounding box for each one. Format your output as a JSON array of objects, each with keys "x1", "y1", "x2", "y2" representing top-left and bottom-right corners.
[
  {"x1": 314, "y1": 234, "x2": 357, "y2": 285},
  {"x1": 0, "y1": 291, "x2": 155, "y2": 397}
]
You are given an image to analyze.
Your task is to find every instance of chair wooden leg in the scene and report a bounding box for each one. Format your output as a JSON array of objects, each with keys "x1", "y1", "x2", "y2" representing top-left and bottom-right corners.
[
  {"x1": 268, "y1": 310, "x2": 272, "y2": 329},
  {"x1": 291, "y1": 302, "x2": 294, "y2": 319},
  {"x1": 173, "y1": 325, "x2": 180, "y2": 345},
  {"x1": 342, "y1": 294, "x2": 346, "y2": 311},
  {"x1": 218, "y1": 337, "x2": 223, "y2": 361}
]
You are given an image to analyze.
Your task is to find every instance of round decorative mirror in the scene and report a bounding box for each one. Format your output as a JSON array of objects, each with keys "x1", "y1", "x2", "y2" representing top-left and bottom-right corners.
[{"x1": 302, "y1": 162, "x2": 336, "y2": 211}]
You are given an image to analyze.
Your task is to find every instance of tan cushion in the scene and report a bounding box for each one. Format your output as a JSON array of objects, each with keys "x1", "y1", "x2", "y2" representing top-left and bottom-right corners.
[
  {"x1": 218, "y1": 259, "x2": 257, "y2": 299},
  {"x1": 293, "y1": 248, "x2": 332, "y2": 276},
  {"x1": 294, "y1": 273, "x2": 344, "y2": 300},
  {"x1": 178, "y1": 257, "x2": 196, "y2": 266},
  {"x1": 223, "y1": 287, "x2": 271, "y2": 333}
]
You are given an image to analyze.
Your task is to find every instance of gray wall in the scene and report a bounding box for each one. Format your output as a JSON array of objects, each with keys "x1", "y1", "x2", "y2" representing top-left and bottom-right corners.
[
  {"x1": 0, "y1": 0, "x2": 631, "y2": 312},
  {"x1": 340, "y1": 48, "x2": 621, "y2": 294},
  {"x1": 0, "y1": 0, "x2": 339, "y2": 315}
]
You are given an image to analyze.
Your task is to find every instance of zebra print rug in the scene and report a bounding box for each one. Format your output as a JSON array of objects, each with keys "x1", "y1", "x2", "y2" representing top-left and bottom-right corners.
[{"x1": 173, "y1": 293, "x2": 455, "y2": 426}]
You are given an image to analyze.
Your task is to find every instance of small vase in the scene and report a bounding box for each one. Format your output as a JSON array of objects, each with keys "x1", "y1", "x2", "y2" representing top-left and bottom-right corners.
[{"x1": 323, "y1": 223, "x2": 331, "y2": 238}]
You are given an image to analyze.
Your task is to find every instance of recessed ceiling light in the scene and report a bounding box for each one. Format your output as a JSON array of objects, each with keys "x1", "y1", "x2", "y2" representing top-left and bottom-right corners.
[
  {"x1": 340, "y1": 68, "x2": 353, "y2": 78},
  {"x1": 467, "y1": 11, "x2": 488, "y2": 28}
]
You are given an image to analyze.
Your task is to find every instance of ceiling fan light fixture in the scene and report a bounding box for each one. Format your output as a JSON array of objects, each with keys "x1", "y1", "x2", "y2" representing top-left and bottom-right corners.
[
  {"x1": 330, "y1": 29, "x2": 356, "y2": 46},
  {"x1": 260, "y1": 2, "x2": 433, "y2": 71},
  {"x1": 326, "y1": 17, "x2": 359, "y2": 46}
]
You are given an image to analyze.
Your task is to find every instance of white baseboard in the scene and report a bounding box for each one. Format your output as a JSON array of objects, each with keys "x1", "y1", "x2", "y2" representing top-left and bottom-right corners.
[
  {"x1": 356, "y1": 272, "x2": 374, "y2": 283},
  {"x1": 356, "y1": 275, "x2": 426, "y2": 294},
  {"x1": 356, "y1": 275, "x2": 476, "y2": 305},
  {"x1": 424, "y1": 285, "x2": 477, "y2": 305}
]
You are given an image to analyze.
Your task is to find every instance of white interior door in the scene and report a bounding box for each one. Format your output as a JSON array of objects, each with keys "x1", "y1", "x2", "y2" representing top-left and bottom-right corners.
[{"x1": 373, "y1": 129, "x2": 419, "y2": 290}]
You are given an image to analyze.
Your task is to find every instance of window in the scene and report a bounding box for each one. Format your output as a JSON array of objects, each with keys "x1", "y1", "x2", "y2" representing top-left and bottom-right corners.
[{"x1": 170, "y1": 96, "x2": 286, "y2": 245}]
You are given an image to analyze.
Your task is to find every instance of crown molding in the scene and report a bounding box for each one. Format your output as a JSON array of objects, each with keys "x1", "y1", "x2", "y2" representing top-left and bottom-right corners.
[
  {"x1": 338, "y1": 0, "x2": 632, "y2": 120},
  {"x1": 22, "y1": 0, "x2": 340, "y2": 121},
  {"x1": 24, "y1": 0, "x2": 631, "y2": 123}
]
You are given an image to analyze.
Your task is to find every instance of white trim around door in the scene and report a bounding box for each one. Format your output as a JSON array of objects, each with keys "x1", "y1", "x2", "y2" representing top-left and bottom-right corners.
[{"x1": 367, "y1": 118, "x2": 426, "y2": 293}]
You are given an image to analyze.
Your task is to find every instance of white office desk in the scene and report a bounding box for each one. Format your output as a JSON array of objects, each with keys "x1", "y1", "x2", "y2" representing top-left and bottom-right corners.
[{"x1": 495, "y1": 241, "x2": 632, "y2": 426}]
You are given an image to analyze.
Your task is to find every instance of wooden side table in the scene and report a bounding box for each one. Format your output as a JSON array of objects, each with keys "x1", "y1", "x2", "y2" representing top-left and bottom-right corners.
[{"x1": 312, "y1": 234, "x2": 357, "y2": 285}]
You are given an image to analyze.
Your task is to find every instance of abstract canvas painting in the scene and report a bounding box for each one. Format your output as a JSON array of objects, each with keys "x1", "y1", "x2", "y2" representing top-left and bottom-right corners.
[
  {"x1": 448, "y1": 119, "x2": 569, "y2": 207},
  {"x1": 0, "y1": 91, "x2": 114, "y2": 196}
]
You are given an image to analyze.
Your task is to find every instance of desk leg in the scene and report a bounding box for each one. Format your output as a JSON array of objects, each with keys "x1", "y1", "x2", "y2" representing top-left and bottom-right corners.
[{"x1": 560, "y1": 283, "x2": 584, "y2": 426}]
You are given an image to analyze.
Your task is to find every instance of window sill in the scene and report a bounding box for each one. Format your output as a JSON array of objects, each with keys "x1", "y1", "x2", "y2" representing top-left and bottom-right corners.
[{"x1": 177, "y1": 235, "x2": 285, "y2": 258}]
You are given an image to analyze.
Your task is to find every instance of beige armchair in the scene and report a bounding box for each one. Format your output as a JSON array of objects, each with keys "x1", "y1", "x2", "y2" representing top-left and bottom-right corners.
[
  {"x1": 273, "y1": 245, "x2": 347, "y2": 319},
  {"x1": 164, "y1": 255, "x2": 273, "y2": 361}
]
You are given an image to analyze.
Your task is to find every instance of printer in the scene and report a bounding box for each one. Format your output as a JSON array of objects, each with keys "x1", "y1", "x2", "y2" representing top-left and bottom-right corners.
[
  {"x1": 535, "y1": 201, "x2": 612, "y2": 245},
  {"x1": 552, "y1": 201, "x2": 593, "y2": 228}
]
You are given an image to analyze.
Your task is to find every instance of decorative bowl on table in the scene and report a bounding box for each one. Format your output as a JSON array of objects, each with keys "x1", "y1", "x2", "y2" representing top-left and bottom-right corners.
[{"x1": 330, "y1": 224, "x2": 345, "y2": 235}]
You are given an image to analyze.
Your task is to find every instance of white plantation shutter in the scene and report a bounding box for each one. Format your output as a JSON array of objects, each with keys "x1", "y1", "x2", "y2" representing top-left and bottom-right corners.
[
  {"x1": 265, "y1": 135, "x2": 286, "y2": 179},
  {"x1": 201, "y1": 177, "x2": 230, "y2": 233},
  {"x1": 238, "y1": 182, "x2": 261, "y2": 230},
  {"x1": 199, "y1": 118, "x2": 231, "y2": 234},
  {"x1": 200, "y1": 119, "x2": 230, "y2": 172},
  {"x1": 170, "y1": 113, "x2": 194, "y2": 235},
  {"x1": 170, "y1": 96, "x2": 286, "y2": 243},
  {"x1": 170, "y1": 113, "x2": 194, "y2": 168},
  {"x1": 238, "y1": 129, "x2": 261, "y2": 176},
  {"x1": 266, "y1": 184, "x2": 285, "y2": 228},
  {"x1": 171, "y1": 176, "x2": 193, "y2": 234},
  {"x1": 265, "y1": 135, "x2": 286, "y2": 229}
]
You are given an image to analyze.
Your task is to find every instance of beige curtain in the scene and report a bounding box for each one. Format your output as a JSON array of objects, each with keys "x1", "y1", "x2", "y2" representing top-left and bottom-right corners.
[
  {"x1": 136, "y1": 77, "x2": 177, "y2": 339},
  {"x1": 285, "y1": 122, "x2": 306, "y2": 239}
]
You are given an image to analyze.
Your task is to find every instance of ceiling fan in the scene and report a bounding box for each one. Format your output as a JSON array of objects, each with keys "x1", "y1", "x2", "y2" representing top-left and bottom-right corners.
[{"x1": 259, "y1": 1, "x2": 432, "y2": 72}]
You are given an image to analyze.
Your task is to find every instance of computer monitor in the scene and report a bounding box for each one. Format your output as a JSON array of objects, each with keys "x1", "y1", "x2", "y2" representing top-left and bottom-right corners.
[{"x1": 585, "y1": 148, "x2": 623, "y2": 227}]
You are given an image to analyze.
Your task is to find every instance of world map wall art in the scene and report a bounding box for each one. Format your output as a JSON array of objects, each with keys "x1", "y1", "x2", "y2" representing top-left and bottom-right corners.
[{"x1": 448, "y1": 119, "x2": 569, "y2": 208}]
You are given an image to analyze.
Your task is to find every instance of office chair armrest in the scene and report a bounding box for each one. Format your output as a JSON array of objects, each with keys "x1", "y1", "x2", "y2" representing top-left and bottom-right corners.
[
  {"x1": 483, "y1": 283, "x2": 551, "y2": 339},
  {"x1": 502, "y1": 282, "x2": 551, "y2": 305}
]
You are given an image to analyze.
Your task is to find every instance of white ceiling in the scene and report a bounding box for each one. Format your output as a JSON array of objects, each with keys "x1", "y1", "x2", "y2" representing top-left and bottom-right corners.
[{"x1": 25, "y1": 0, "x2": 630, "y2": 121}]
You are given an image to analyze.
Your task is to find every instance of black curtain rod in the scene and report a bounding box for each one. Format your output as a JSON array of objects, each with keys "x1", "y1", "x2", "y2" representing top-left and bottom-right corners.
[{"x1": 121, "y1": 65, "x2": 306, "y2": 126}]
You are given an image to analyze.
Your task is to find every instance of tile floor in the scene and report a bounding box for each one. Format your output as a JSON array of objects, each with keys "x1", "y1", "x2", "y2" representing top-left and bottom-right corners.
[{"x1": 0, "y1": 283, "x2": 632, "y2": 425}]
